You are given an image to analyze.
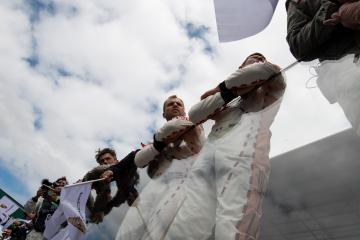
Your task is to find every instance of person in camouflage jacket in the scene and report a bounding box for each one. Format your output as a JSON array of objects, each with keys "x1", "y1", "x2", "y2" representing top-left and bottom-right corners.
[
  {"x1": 286, "y1": 0, "x2": 360, "y2": 135},
  {"x1": 286, "y1": 0, "x2": 360, "y2": 61},
  {"x1": 83, "y1": 148, "x2": 139, "y2": 224}
]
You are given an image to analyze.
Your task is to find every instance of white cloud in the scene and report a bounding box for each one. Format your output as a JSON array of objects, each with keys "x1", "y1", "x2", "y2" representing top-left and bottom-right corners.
[{"x1": 0, "y1": 0, "x2": 353, "y2": 237}]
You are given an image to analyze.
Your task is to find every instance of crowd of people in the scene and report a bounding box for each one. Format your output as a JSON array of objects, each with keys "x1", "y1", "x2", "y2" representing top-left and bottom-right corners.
[
  {"x1": 0, "y1": 177, "x2": 68, "y2": 240},
  {"x1": 2, "y1": 52, "x2": 285, "y2": 240},
  {"x1": 2, "y1": 0, "x2": 360, "y2": 239}
]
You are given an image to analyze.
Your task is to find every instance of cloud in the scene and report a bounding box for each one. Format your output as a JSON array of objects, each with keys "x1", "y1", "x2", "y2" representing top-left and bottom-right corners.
[{"x1": 0, "y1": 0, "x2": 353, "y2": 238}]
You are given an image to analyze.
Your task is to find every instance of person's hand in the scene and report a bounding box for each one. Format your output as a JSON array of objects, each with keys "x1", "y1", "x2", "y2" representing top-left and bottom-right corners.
[
  {"x1": 26, "y1": 212, "x2": 36, "y2": 220},
  {"x1": 335, "y1": 1, "x2": 360, "y2": 30},
  {"x1": 2, "y1": 229, "x2": 12, "y2": 237},
  {"x1": 36, "y1": 187, "x2": 46, "y2": 198},
  {"x1": 100, "y1": 170, "x2": 114, "y2": 183},
  {"x1": 201, "y1": 86, "x2": 220, "y2": 100},
  {"x1": 91, "y1": 211, "x2": 104, "y2": 224},
  {"x1": 323, "y1": 12, "x2": 341, "y2": 25}
]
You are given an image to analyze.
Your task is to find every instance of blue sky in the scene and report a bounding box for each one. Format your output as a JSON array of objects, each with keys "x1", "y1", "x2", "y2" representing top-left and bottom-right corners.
[
  {"x1": 0, "y1": 162, "x2": 30, "y2": 204},
  {"x1": 0, "y1": 0, "x2": 351, "y2": 238}
]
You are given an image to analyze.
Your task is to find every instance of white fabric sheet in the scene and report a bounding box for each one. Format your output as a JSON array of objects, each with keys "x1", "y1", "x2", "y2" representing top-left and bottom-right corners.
[
  {"x1": 316, "y1": 54, "x2": 360, "y2": 135},
  {"x1": 214, "y1": 0, "x2": 278, "y2": 42}
]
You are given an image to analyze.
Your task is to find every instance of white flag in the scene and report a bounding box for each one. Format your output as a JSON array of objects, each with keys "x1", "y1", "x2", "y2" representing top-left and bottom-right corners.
[
  {"x1": 214, "y1": 0, "x2": 278, "y2": 42},
  {"x1": 60, "y1": 182, "x2": 91, "y2": 240},
  {"x1": 51, "y1": 228, "x2": 70, "y2": 240},
  {"x1": 52, "y1": 224, "x2": 81, "y2": 240},
  {"x1": 43, "y1": 206, "x2": 66, "y2": 239},
  {"x1": 3, "y1": 217, "x2": 32, "y2": 229},
  {"x1": 46, "y1": 182, "x2": 91, "y2": 240}
]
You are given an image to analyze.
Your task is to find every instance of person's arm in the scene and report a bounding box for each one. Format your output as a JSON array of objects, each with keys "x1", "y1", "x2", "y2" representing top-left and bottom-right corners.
[
  {"x1": 224, "y1": 62, "x2": 280, "y2": 89},
  {"x1": 24, "y1": 187, "x2": 45, "y2": 215},
  {"x1": 92, "y1": 185, "x2": 111, "y2": 216},
  {"x1": 286, "y1": 0, "x2": 340, "y2": 61},
  {"x1": 83, "y1": 166, "x2": 112, "y2": 223},
  {"x1": 189, "y1": 62, "x2": 279, "y2": 124},
  {"x1": 83, "y1": 165, "x2": 109, "y2": 182},
  {"x1": 134, "y1": 118, "x2": 194, "y2": 167},
  {"x1": 101, "y1": 150, "x2": 139, "y2": 183},
  {"x1": 189, "y1": 92, "x2": 226, "y2": 125},
  {"x1": 133, "y1": 137, "x2": 166, "y2": 168}
]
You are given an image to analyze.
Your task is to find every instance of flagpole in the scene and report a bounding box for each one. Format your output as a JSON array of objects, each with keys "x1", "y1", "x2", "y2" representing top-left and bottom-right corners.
[
  {"x1": 281, "y1": 59, "x2": 300, "y2": 73},
  {"x1": 64, "y1": 178, "x2": 106, "y2": 188}
]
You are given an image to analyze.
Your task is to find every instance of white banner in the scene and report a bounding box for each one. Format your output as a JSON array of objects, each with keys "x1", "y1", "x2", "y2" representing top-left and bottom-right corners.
[{"x1": 214, "y1": 0, "x2": 278, "y2": 42}]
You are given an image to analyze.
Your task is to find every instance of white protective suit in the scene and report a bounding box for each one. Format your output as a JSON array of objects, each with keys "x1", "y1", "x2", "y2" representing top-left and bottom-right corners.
[
  {"x1": 116, "y1": 121, "x2": 205, "y2": 240},
  {"x1": 163, "y1": 61, "x2": 286, "y2": 240},
  {"x1": 316, "y1": 54, "x2": 360, "y2": 135}
]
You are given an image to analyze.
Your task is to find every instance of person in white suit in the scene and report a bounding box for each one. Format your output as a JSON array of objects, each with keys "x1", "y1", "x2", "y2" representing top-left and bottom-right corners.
[
  {"x1": 115, "y1": 95, "x2": 205, "y2": 240},
  {"x1": 165, "y1": 53, "x2": 286, "y2": 240}
]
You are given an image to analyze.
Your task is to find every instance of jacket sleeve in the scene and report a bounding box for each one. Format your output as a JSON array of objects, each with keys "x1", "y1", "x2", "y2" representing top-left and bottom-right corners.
[
  {"x1": 224, "y1": 62, "x2": 280, "y2": 89},
  {"x1": 83, "y1": 165, "x2": 112, "y2": 213},
  {"x1": 286, "y1": 0, "x2": 339, "y2": 61},
  {"x1": 93, "y1": 187, "x2": 111, "y2": 213},
  {"x1": 134, "y1": 144, "x2": 160, "y2": 168},
  {"x1": 83, "y1": 165, "x2": 109, "y2": 181},
  {"x1": 108, "y1": 151, "x2": 138, "y2": 180},
  {"x1": 188, "y1": 92, "x2": 226, "y2": 125}
]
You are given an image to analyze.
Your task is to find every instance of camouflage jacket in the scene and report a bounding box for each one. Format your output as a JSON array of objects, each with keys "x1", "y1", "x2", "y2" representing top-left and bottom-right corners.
[
  {"x1": 286, "y1": 0, "x2": 360, "y2": 61},
  {"x1": 83, "y1": 151, "x2": 139, "y2": 215}
]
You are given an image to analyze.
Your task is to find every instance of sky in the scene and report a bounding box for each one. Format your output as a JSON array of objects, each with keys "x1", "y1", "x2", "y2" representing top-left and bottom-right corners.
[{"x1": 0, "y1": 0, "x2": 352, "y2": 238}]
